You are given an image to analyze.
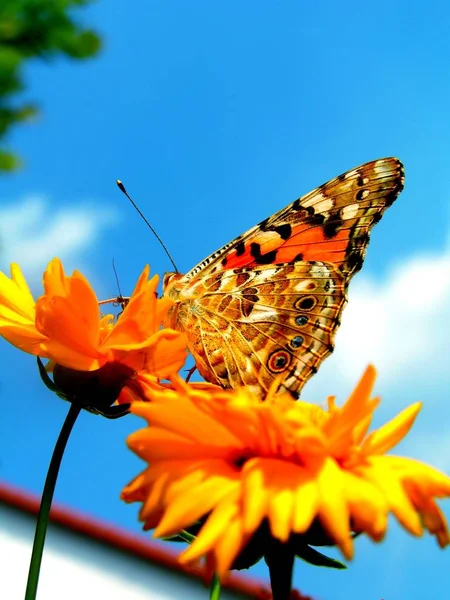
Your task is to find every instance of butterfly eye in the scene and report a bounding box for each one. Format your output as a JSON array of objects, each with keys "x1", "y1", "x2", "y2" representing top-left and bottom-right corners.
[
  {"x1": 294, "y1": 296, "x2": 317, "y2": 311},
  {"x1": 267, "y1": 349, "x2": 292, "y2": 373}
]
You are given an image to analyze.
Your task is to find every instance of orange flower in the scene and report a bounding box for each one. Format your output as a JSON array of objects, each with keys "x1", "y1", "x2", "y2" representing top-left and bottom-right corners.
[
  {"x1": 122, "y1": 366, "x2": 450, "y2": 577},
  {"x1": 0, "y1": 258, "x2": 187, "y2": 410}
]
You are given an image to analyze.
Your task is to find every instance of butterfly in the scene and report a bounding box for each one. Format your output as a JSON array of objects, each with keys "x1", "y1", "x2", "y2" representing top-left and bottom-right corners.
[{"x1": 163, "y1": 158, "x2": 405, "y2": 398}]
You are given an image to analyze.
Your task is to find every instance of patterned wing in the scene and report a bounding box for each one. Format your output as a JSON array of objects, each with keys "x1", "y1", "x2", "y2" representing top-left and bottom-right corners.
[
  {"x1": 181, "y1": 157, "x2": 404, "y2": 281},
  {"x1": 164, "y1": 157, "x2": 404, "y2": 397},
  {"x1": 165, "y1": 262, "x2": 347, "y2": 397}
]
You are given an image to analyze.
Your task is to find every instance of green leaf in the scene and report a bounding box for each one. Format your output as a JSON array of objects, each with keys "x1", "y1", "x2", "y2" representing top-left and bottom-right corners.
[
  {"x1": 161, "y1": 534, "x2": 188, "y2": 543},
  {"x1": 296, "y1": 545, "x2": 347, "y2": 570},
  {"x1": 163, "y1": 529, "x2": 197, "y2": 544},
  {"x1": 0, "y1": 149, "x2": 21, "y2": 171},
  {"x1": 0, "y1": 0, "x2": 102, "y2": 173},
  {"x1": 37, "y1": 357, "x2": 60, "y2": 394},
  {"x1": 177, "y1": 529, "x2": 196, "y2": 544}
]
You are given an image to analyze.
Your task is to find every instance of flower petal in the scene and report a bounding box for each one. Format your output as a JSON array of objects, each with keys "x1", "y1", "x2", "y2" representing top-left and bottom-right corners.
[
  {"x1": 361, "y1": 403, "x2": 422, "y2": 456},
  {"x1": 123, "y1": 365, "x2": 450, "y2": 581}
]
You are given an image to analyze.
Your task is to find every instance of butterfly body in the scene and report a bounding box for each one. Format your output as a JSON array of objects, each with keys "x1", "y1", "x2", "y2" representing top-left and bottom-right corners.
[{"x1": 163, "y1": 158, "x2": 405, "y2": 397}]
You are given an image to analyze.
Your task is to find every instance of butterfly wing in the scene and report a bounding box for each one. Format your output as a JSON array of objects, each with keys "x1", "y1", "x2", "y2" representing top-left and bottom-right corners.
[
  {"x1": 183, "y1": 157, "x2": 404, "y2": 280},
  {"x1": 164, "y1": 157, "x2": 404, "y2": 396},
  {"x1": 166, "y1": 262, "x2": 347, "y2": 396}
]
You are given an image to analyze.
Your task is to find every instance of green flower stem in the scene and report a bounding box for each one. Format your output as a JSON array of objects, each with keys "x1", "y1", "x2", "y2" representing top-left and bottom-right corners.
[
  {"x1": 265, "y1": 541, "x2": 295, "y2": 600},
  {"x1": 209, "y1": 573, "x2": 221, "y2": 600},
  {"x1": 25, "y1": 403, "x2": 81, "y2": 600},
  {"x1": 178, "y1": 531, "x2": 221, "y2": 599}
]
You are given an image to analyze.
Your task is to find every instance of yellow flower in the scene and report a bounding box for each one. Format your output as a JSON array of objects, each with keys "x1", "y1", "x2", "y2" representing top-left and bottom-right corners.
[
  {"x1": 122, "y1": 366, "x2": 450, "y2": 577},
  {"x1": 0, "y1": 258, "x2": 187, "y2": 410}
]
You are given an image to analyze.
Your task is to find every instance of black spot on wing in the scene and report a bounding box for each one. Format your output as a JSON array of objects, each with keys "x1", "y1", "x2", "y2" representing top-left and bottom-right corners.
[
  {"x1": 235, "y1": 240, "x2": 246, "y2": 256},
  {"x1": 274, "y1": 223, "x2": 292, "y2": 240},
  {"x1": 372, "y1": 212, "x2": 382, "y2": 225},
  {"x1": 386, "y1": 188, "x2": 400, "y2": 207},
  {"x1": 308, "y1": 211, "x2": 326, "y2": 227},
  {"x1": 294, "y1": 296, "x2": 317, "y2": 311},
  {"x1": 258, "y1": 217, "x2": 270, "y2": 230},
  {"x1": 323, "y1": 219, "x2": 341, "y2": 238},
  {"x1": 344, "y1": 251, "x2": 363, "y2": 274},
  {"x1": 358, "y1": 232, "x2": 370, "y2": 247},
  {"x1": 250, "y1": 242, "x2": 278, "y2": 265}
]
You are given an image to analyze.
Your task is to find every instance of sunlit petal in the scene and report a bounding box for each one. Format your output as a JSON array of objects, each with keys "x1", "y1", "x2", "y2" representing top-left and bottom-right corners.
[{"x1": 123, "y1": 366, "x2": 450, "y2": 579}]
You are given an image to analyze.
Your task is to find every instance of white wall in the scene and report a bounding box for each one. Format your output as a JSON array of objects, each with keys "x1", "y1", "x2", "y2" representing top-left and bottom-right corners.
[{"x1": 0, "y1": 505, "x2": 250, "y2": 600}]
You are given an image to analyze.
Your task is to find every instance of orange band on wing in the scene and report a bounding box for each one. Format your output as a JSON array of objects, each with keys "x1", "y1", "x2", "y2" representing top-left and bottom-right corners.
[
  {"x1": 276, "y1": 226, "x2": 349, "y2": 265},
  {"x1": 220, "y1": 247, "x2": 252, "y2": 270},
  {"x1": 224, "y1": 225, "x2": 350, "y2": 270}
]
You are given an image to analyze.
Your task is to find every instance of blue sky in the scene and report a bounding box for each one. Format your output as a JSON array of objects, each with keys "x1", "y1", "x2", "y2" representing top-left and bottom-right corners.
[{"x1": 1, "y1": 1, "x2": 450, "y2": 598}]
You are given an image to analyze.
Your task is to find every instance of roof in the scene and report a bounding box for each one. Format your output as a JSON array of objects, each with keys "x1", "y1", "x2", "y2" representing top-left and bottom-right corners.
[{"x1": 0, "y1": 480, "x2": 274, "y2": 599}]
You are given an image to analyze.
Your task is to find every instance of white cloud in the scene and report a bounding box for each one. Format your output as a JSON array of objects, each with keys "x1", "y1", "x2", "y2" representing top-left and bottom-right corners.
[
  {"x1": 0, "y1": 195, "x2": 118, "y2": 278},
  {"x1": 332, "y1": 249, "x2": 450, "y2": 382},
  {"x1": 303, "y1": 242, "x2": 450, "y2": 467},
  {"x1": 304, "y1": 243, "x2": 450, "y2": 393}
]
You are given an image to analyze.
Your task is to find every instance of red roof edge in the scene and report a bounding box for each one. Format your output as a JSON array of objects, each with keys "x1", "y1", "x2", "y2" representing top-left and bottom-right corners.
[{"x1": 0, "y1": 480, "x2": 272, "y2": 599}]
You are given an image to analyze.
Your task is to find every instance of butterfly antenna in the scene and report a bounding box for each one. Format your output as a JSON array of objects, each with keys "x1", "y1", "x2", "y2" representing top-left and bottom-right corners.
[
  {"x1": 98, "y1": 258, "x2": 129, "y2": 311},
  {"x1": 112, "y1": 258, "x2": 124, "y2": 300},
  {"x1": 111, "y1": 258, "x2": 129, "y2": 311},
  {"x1": 116, "y1": 179, "x2": 179, "y2": 273}
]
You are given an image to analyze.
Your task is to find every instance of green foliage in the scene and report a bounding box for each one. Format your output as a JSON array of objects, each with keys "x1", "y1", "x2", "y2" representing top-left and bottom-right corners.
[{"x1": 0, "y1": 0, "x2": 101, "y2": 172}]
